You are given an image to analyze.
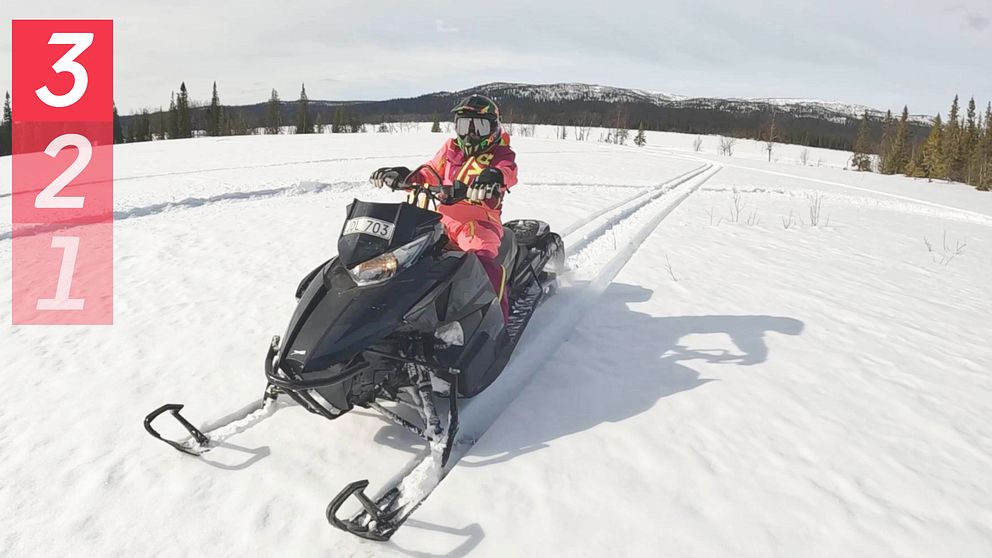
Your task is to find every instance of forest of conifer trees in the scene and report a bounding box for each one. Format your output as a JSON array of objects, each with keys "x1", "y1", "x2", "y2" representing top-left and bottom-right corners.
[
  {"x1": 850, "y1": 95, "x2": 992, "y2": 191},
  {"x1": 0, "y1": 84, "x2": 989, "y2": 193}
]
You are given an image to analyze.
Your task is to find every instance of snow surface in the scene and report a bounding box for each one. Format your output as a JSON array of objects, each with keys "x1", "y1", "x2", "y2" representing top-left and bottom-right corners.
[{"x1": 1, "y1": 127, "x2": 991, "y2": 557}]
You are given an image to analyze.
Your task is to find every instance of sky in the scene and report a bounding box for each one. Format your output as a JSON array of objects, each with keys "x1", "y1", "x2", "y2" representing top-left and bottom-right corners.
[{"x1": 1, "y1": 0, "x2": 990, "y2": 116}]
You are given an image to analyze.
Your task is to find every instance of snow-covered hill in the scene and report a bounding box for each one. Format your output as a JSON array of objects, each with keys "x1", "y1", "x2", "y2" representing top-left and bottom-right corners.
[
  {"x1": 445, "y1": 82, "x2": 931, "y2": 124},
  {"x1": 1, "y1": 128, "x2": 990, "y2": 557}
]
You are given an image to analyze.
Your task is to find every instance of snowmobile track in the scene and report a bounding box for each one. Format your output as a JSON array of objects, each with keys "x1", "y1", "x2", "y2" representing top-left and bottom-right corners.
[
  {"x1": 563, "y1": 163, "x2": 712, "y2": 258},
  {"x1": 558, "y1": 163, "x2": 709, "y2": 238}
]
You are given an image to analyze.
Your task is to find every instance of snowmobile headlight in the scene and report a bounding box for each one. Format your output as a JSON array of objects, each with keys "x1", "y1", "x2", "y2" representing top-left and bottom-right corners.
[{"x1": 347, "y1": 234, "x2": 433, "y2": 286}]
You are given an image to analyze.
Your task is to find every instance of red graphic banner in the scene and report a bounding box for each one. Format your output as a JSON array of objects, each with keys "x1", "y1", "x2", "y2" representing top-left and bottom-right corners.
[{"x1": 11, "y1": 20, "x2": 114, "y2": 325}]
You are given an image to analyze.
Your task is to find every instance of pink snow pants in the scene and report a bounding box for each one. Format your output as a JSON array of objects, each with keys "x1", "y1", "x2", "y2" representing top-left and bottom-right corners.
[{"x1": 442, "y1": 215, "x2": 509, "y2": 323}]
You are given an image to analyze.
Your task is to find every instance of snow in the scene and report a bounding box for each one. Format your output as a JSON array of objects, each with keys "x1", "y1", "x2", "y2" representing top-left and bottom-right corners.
[{"x1": 2, "y1": 127, "x2": 991, "y2": 557}]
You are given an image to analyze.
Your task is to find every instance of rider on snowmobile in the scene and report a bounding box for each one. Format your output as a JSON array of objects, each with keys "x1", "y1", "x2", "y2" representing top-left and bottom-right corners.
[{"x1": 370, "y1": 94, "x2": 518, "y2": 321}]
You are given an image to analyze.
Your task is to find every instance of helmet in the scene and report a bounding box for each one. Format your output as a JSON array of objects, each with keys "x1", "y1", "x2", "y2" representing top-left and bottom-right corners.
[{"x1": 451, "y1": 94, "x2": 501, "y2": 156}]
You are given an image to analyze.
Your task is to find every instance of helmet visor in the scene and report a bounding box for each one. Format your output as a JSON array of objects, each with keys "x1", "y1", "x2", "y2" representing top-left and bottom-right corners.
[{"x1": 455, "y1": 116, "x2": 493, "y2": 138}]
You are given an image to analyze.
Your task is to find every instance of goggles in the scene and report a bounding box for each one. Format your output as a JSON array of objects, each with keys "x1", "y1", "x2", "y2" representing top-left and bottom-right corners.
[{"x1": 455, "y1": 116, "x2": 493, "y2": 137}]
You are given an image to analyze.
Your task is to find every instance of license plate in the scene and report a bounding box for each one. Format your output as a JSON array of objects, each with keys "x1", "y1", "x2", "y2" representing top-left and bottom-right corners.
[{"x1": 343, "y1": 217, "x2": 395, "y2": 241}]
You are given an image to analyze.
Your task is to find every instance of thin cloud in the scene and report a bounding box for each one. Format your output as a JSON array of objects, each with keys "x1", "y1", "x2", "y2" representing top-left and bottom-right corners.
[
  {"x1": 1, "y1": 0, "x2": 989, "y2": 115},
  {"x1": 436, "y1": 19, "x2": 459, "y2": 33},
  {"x1": 964, "y1": 13, "x2": 989, "y2": 30}
]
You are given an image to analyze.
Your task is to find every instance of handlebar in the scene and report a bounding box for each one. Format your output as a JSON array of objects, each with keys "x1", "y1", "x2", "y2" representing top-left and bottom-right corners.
[{"x1": 400, "y1": 164, "x2": 468, "y2": 206}]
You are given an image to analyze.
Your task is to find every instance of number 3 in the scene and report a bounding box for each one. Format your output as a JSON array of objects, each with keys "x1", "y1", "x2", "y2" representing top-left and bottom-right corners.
[{"x1": 35, "y1": 32, "x2": 94, "y2": 108}]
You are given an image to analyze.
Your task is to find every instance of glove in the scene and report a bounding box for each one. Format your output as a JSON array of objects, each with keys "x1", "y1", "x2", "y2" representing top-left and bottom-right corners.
[
  {"x1": 467, "y1": 168, "x2": 505, "y2": 202},
  {"x1": 370, "y1": 166, "x2": 411, "y2": 190}
]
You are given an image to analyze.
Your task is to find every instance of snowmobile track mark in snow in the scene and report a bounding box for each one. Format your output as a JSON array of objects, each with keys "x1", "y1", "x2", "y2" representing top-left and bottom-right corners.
[
  {"x1": 338, "y1": 164, "x2": 722, "y2": 541},
  {"x1": 139, "y1": 162, "x2": 720, "y2": 542},
  {"x1": 558, "y1": 164, "x2": 708, "y2": 238},
  {"x1": 563, "y1": 164, "x2": 712, "y2": 259}
]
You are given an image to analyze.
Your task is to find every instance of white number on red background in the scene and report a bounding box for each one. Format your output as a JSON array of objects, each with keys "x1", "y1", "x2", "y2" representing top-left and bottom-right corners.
[
  {"x1": 35, "y1": 133, "x2": 91, "y2": 209},
  {"x1": 36, "y1": 236, "x2": 85, "y2": 311},
  {"x1": 35, "y1": 32, "x2": 94, "y2": 108}
]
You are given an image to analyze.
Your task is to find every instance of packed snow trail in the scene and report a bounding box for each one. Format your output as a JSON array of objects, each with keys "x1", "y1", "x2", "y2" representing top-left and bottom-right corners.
[
  {"x1": 140, "y1": 162, "x2": 711, "y2": 455},
  {"x1": 348, "y1": 164, "x2": 722, "y2": 534}
]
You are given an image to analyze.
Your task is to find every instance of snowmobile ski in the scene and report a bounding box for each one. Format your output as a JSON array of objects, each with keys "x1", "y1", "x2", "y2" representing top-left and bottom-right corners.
[
  {"x1": 143, "y1": 340, "x2": 284, "y2": 456},
  {"x1": 143, "y1": 166, "x2": 564, "y2": 541},
  {"x1": 324, "y1": 280, "x2": 545, "y2": 541}
]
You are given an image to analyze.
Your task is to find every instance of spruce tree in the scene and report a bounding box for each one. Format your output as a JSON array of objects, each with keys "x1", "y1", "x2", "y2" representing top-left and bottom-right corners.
[
  {"x1": 943, "y1": 95, "x2": 962, "y2": 181},
  {"x1": 176, "y1": 82, "x2": 192, "y2": 138},
  {"x1": 963, "y1": 97, "x2": 981, "y2": 185},
  {"x1": 878, "y1": 110, "x2": 894, "y2": 172},
  {"x1": 332, "y1": 107, "x2": 344, "y2": 133},
  {"x1": 138, "y1": 110, "x2": 152, "y2": 142},
  {"x1": 296, "y1": 83, "x2": 311, "y2": 134},
  {"x1": 112, "y1": 102, "x2": 124, "y2": 144},
  {"x1": 0, "y1": 91, "x2": 12, "y2": 156},
  {"x1": 167, "y1": 92, "x2": 179, "y2": 139},
  {"x1": 982, "y1": 102, "x2": 992, "y2": 190},
  {"x1": 314, "y1": 113, "x2": 323, "y2": 134},
  {"x1": 851, "y1": 110, "x2": 873, "y2": 171},
  {"x1": 230, "y1": 109, "x2": 250, "y2": 136},
  {"x1": 634, "y1": 122, "x2": 646, "y2": 146},
  {"x1": 965, "y1": 97, "x2": 978, "y2": 152},
  {"x1": 921, "y1": 114, "x2": 946, "y2": 181},
  {"x1": 905, "y1": 146, "x2": 924, "y2": 178},
  {"x1": 266, "y1": 89, "x2": 281, "y2": 135},
  {"x1": 207, "y1": 82, "x2": 223, "y2": 137},
  {"x1": 431, "y1": 112, "x2": 441, "y2": 133},
  {"x1": 885, "y1": 106, "x2": 911, "y2": 175}
]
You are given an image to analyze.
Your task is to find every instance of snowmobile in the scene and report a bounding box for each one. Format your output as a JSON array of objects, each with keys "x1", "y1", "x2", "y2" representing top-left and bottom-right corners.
[{"x1": 143, "y1": 165, "x2": 564, "y2": 540}]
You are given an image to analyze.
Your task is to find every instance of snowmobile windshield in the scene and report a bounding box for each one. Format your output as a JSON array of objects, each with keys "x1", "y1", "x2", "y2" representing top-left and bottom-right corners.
[{"x1": 337, "y1": 200, "x2": 441, "y2": 270}]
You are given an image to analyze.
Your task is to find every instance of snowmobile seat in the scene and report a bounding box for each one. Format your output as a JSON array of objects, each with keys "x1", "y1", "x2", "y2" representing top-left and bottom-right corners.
[{"x1": 503, "y1": 220, "x2": 551, "y2": 249}]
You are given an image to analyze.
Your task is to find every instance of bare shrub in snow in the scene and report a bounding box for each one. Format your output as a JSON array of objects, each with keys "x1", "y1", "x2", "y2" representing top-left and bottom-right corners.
[
  {"x1": 807, "y1": 193, "x2": 825, "y2": 226},
  {"x1": 799, "y1": 149, "x2": 810, "y2": 166},
  {"x1": 572, "y1": 115, "x2": 593, "y2": 141},
  {"x1": 693, "y1": 136, "x2": 703, "y2": 152},
  {"x1": 745, "y1": 209, "x2": 761, "y2": 226},
  {"x1": 728, "y1": 191, "x2": 745, "y2": 223},
  {"x1": 762, "y1": 112, "x2": 780, "y2": 162},
  {"x1": 665, "y1": 255, "x2": 679, "y2": 282},
  {"x1": 782, "y1": 210, "x2": 798, "y2": 229},
  {"x1": 924, "y1": 232, "x2": 967, "y2": 266},
  {"x1": 706, "y1": 207, "x2": 723, "y2": 226},
  {"x1": 718, "y1": 136, "x2": 738, "y2": 157}
]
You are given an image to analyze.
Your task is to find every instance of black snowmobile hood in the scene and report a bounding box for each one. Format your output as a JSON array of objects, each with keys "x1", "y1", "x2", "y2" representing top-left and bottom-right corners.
[{"x1": 279, "y1": 255, "x2": 463, "y2": 376}]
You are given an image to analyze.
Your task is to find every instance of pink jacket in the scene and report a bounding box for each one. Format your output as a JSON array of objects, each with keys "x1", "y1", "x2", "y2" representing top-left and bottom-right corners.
[{"x1": 419, "y1": 132, "x2": 518, "y2": 229}]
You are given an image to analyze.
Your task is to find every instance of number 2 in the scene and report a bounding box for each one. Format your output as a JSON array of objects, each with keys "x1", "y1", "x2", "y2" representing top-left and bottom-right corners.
[
  {"x1": 35, "y1": 133, "x2": 90, "y2": 209},
  {"x1": 35, "y1": 32, "x2": 93, "y2": 108}
]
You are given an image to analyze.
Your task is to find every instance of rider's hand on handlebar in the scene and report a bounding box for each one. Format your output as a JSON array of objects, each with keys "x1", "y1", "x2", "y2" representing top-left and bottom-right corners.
[
  {"x1": 370, "y1": 167, "x2": 411, "y2": 190},
  {"x1": 467, "y1": 168, "x2": 505, "y2": 202}
]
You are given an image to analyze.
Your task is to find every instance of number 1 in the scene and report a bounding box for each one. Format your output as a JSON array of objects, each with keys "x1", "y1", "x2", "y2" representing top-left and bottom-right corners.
[{"x1": 36, "y1": 236, "x2": 85, "y2": 311}]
